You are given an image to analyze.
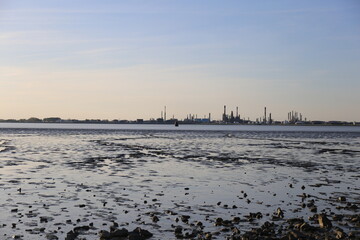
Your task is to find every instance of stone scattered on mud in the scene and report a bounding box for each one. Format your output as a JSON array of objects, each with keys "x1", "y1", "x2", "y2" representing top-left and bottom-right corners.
[
  {"x1": 99, "y1": 227, "x2": 152, "y2": 240},
  {"x1": 318, "y1": 214, "x2": 332, "y2": 229}
]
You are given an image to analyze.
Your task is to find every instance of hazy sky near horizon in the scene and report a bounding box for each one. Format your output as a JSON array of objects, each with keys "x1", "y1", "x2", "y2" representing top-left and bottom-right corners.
[{"x1": 0, "y1": 0, "x2": 359, "y2": 121}]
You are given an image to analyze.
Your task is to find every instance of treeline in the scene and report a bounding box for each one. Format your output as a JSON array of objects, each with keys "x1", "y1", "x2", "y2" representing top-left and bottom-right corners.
[
  {"x1": 0, "y1": 117, "x2": 132, "y2": 124},
  {"x1": 0, "y1": 117, "x2": 62, "y2": 123}
]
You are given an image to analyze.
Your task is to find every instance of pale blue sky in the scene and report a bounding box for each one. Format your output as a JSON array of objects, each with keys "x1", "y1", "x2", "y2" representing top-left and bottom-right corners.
[{"x1": 0, "y1": 0, "x2": 359, "y2": 121}]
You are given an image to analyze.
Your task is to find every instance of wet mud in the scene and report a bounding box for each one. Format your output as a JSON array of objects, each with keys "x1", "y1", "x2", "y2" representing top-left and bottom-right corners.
[{"x1": 0, "y1": 129, "x2": 359, "y2": 239}]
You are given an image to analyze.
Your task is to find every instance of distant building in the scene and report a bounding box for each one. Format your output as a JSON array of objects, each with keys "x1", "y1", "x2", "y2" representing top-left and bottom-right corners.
[
  {"x1": 43, "y1": 117, "x2": 61, "y2": 123},
  {"x1": 194, "y1": 118, "x2": 210, "y2": 123}
]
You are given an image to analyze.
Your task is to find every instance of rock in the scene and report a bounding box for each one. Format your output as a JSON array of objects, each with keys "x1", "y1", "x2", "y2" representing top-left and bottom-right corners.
[
  {"x1": 109, "y1": 221, "x2": 119, "y2": 232},
  {"x1": 196, "y1": 221, "x2": 203, "y2": 227},
  {"x1": 73, "y1": 225, "x2": 90, "y2": 232},
  {"x1": 111, "y1": 228, "x2": 129, "y2": 238},
  {"x1": 301, "y1": 193, "x2": 308, "y2": 199},
  {"x1": 181, "y1": 215, "x2": 190, "y2": 223},
  {"x1": 310, "y1": 206, "x2": 317, "y2": 212},
  {"x1": 220, "y1": 227, "x2": 230, "y2": 232},
  {"x1": 151, "y1": 216, "x2": 159, "y2": 223},
  {"x1": 307, "y1": 199, "x2": 315, "y2": 207},
  {"x1": 99, "y1": 230, "x2": 111, "y2": 239},
  {"x1": 334, "y1": 227, "x2": 346, "y2": 239},
  {"x1": 232, "y1": 227, "x2": 240, "y2": 234},
  {"x1": 288, "y1": 230, "x2": 308, "y2": 240},
  {"x1": 333, "y1": 214, "x2": 344, "y2": 221},
  {"x1": 348, "y1": 231, "x2": 360, "y2": 238},
  {"x1": 318, "y1": 214, "x2": 332, "y2": 229},
  {"x1": 205, "y1": 233, "x2": 212, "y2": 239},
  {"x1": 174, "y1": 226, "x2": 183, "y2": 238},
  {"x1": 165, "y1": 210, "x2": 177, "y2": 215},
  {"x1": 277, "y1": 208, "x2": 284, "y2": 218},
  {"x1": 174, "y1": 226, "x2": 182, "y2": 234},
  {"x1": 40, "y1": 216, "x2": 54, "y2": 223},
  {"x1": 215, "y1": 217, "x2": 223, "y2": 226},
  {"x1": 287, "y1": 218, "x2": 305, "y2": 225},
  {"x1": 338, "y1": 196, "x2": 346, "y2": 202},
  {"x1": 99, "y1": 229, "x2": 129, "y2": 239},
  {"x1": 184, "y1": 229, "x2": 199, "y2": 238},
  {"x1": 350, "y1": 215, "x2": 360, "y2": 223},
  {"x1": 128, "y1": 227, "x2": 153, "y2": 240},
  {"x1": 45, "y1": 233, "x2": 59, "y2": 240},
  {"x1": 65, "y1": 230, "x2": 78, "y2": 240},
  {"x1": 299, "y1": 222, "x2": 316, "y2": 232},
  {"x1": 349, "y1": 204, "x2": 358, "y2": 210}
]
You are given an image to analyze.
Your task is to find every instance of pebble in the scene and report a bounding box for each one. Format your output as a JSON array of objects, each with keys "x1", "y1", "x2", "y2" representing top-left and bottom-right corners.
[{"x1": 318, "y1": 214, "x2": 332, "y2": 229}]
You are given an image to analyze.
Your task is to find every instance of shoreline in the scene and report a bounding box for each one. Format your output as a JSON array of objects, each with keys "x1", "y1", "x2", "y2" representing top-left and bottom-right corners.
[{"x1": 1, "y1": 121, "x2": 359, "y2": 126}]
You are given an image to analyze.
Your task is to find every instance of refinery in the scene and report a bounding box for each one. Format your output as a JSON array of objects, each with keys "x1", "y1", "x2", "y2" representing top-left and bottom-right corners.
[{"x1": 0, "y1": 105, "x2": 359, "y2": 126}]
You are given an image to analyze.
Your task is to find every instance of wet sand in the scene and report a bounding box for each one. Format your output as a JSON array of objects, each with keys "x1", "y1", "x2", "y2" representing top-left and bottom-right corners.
[{"x1": 0, "y1": 128, "x2": 359, "y2": 239}]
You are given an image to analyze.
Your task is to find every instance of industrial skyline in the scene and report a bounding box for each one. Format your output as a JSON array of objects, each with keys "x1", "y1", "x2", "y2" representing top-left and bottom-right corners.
[
  {"x1": 1, "y1": 105, "x2": 358, "y2": 125},
  {"x1": 1, "y1": 1, "x2": 359, "y2": 121}
]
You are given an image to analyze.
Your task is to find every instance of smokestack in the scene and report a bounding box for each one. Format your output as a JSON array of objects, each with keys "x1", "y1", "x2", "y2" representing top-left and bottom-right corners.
[
  {"x1": 236, "y1": 107, "x2": 238, "y2": 118},
  {"x1": 209, "y1": 113, "x2": 211, "y2": 121},
  {"x1": 264, "y1": 107, "x2": 267, "y2": 124},
  {"x1": 164, "y1": 106, "x2": 166, "y2": 121},
  {"x1": 224, "y1": 105, "x2": 226, "y2": 115}
]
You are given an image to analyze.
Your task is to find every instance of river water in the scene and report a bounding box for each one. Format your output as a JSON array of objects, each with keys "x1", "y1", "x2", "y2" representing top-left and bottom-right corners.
[{"x1": 0, "y1": 123, "x2": 359, "y2": 239}]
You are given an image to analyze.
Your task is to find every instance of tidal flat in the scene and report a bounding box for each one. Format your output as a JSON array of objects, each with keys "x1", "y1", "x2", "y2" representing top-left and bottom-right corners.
[{"x1": 0, "y1": 124, "x2": 359, "y2": 239}]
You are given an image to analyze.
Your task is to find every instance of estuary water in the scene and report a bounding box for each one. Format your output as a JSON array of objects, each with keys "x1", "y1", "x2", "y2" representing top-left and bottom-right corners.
[{"x1": 0, "y1": 123, "x2": 359, "y2": 239}]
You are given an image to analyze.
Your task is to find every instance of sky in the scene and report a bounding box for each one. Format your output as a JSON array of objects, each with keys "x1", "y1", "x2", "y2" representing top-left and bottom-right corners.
[{"x1": 0, "y1": 0, "x2": 359, "y2": 121}]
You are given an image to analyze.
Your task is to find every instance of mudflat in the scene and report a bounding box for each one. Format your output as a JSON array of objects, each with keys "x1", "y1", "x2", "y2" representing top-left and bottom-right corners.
[{"x1": 0, "y1": 126, "x2": 359, "y2": 239}]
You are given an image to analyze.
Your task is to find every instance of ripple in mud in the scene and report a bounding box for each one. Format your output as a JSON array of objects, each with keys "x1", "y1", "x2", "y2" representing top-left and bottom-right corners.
[{"x1": 0, "y1": 128, "x2": 359, "y2": 239}]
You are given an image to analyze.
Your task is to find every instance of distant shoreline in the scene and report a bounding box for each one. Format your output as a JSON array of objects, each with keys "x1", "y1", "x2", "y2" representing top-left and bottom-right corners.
[{"x1": 0, "y1": 121, "x2": 359, "y2": 127}]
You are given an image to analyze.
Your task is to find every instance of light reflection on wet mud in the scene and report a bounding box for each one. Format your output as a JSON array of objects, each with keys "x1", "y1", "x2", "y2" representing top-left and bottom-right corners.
[{"x1": 0, "y1": 128, "x2": 359, "y2": 239}]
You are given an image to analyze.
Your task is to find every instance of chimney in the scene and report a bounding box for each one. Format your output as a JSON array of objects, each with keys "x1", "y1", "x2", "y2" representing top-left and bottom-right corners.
[{"x1": 264, "y1": 107, "x2": 267, "y2": 124}]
